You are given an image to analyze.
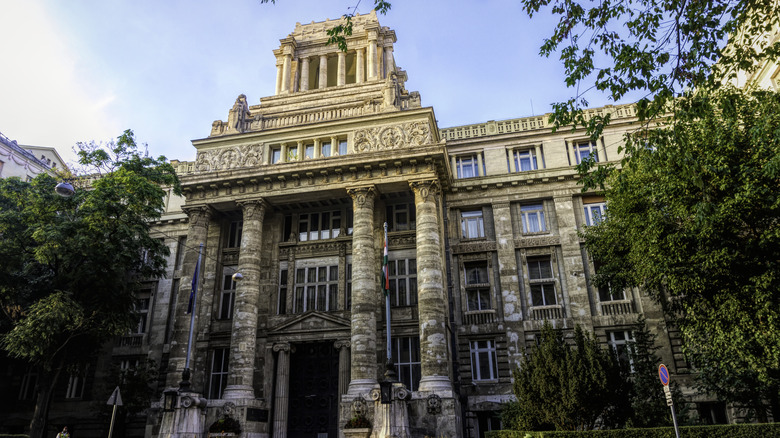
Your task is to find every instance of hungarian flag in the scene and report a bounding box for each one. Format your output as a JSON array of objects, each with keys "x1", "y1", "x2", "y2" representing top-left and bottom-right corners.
[
  {"x1": 382, "y1": 226, "x2": 390, "y2": 297},
  {"x1": 186, "y1": 256, "x2": 200, "y2": 314}
]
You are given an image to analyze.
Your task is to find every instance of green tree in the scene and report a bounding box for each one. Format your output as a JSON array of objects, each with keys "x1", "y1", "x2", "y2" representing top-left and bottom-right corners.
[
  {"x1": 520, "y1": 0, "x2": 780, "y2": 175},
  {"x1": 0, "y1": 130, "x2": 180, "y2": 438},
  {"x1": 503, "y1": 323, "x2": 629, "y2": 431},
  {"x1": 581, "y1": 87, "x2": 780, "y2": 420},
  {"x1": 625, "y1": 316, "x2": 687, "y2": 428}
]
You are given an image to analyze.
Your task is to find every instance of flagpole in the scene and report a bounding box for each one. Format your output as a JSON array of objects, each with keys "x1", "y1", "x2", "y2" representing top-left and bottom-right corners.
[
  {"x1": 384, "y1": 223, "x2": 392, "y2": 367},
  {"x1": 182, "y1": 243, "x2": 203, "y2": 390}
]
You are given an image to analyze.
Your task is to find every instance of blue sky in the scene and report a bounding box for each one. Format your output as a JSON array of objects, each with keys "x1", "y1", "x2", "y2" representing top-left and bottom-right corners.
[{"x1": 1, "y1": 0, "x2": 628, "y2": 164}]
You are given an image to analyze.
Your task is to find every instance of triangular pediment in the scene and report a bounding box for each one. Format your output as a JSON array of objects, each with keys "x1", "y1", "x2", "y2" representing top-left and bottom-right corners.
[{"x1": 269, "y1": 311, "x2": 351, "y2": 335}]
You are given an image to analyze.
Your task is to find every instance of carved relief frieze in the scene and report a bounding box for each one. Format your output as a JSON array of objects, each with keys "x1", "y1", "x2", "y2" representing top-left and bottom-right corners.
[
  {"x1": 452, "y1": 241, "x2": 497, "y2": 254},
  {"x1": 514, "y1": 235, "x2": 561, "y2": 248},
  {"x1": 353, "y1": 121, "x2": 432, "y2": 152},
  {"x1": 389, "y1": 233, "x2": 417, "y2": 249},
  {"x1": 195, "y1": 143, "x2": 263, "y2": 172}
]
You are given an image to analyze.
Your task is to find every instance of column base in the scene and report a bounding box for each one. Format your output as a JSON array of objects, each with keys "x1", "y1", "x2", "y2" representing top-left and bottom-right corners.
[
  {"x1": 346, "y1": 379, "x2": 377, "y2": 398},
  {"x1": 417, "y1": 376, "x2": 453, "y2": 397},
  {"x1": 222, "y1": 384, "x2": 255, "y2": 400}
]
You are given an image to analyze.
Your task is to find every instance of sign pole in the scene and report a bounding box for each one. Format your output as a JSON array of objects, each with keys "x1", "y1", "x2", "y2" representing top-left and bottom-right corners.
[{"x1": 658, "y1": 364, "x2": 680, "y2": 438}]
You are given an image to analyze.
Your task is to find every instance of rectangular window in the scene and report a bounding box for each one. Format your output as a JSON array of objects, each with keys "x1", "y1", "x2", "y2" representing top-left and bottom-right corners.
[
  {"x1": 294, "y1": 264, "x2": 339, "y2": 313},
  {"x1": 338, "y1": 140, "x2": 348, "y2": 156},
  {"x1": 461, "y1": 210, "x2": 485, "y2": 239},
  {"x1": 305, "y1": 144, "x2": 315, "y2": 159},
  {"x1": 134, "y1": 289, "x2": 152, "y2": 334},
  {"x1": 386, "y1": 203, "x2": 416, "y2": 232},
  {"x1": 209, "y1": 348, "x2": 229, "y2": 399},
  {"x1": 271, "y1": 147, "x2": 282, "y2": 164},
  {"x1": 607, "y1": 330, "x2": 635, "y2": 372},
  {"x1": 278, "y1": 268, "x2": 288, "y2": 315},
  {"x1": 465, "y1": 261, "x2": 491, "y2": 311},
  {"x1": 165, "y1": 279, "x2": 179, "y2": 344},
  {"x1": 296, "y1": 211, "x2": 342, "y2": 241},
  {"x1": 528, "y1": 257, "x2": 556, "y2": 306},
  {"x1": 393, "y1": 337, "x2": 421, "y2": 391},
  {"x1": 574, "y1": 141, "x2": 599, "y2": 164},
  {"x1": 583, "y1": 202, "x2": 606, "y2": 226},
  {"x1": 520, "y1": 204, "x2": 546, "y2": 233},
  {"x1": 227, "y1": 221, "x2": 243, "y2": 248},
  {"x1": 456, "y1": 154, "x2": 482, "y2": 179},
  {"x1": 470, "y1": 340, "x2": 499, "y2": 381},
  {"x1": 18, "y1": 370, "x2": 38, "y2": 401},
  {"x1": 388, "y1": 258, "x2": 418, "y2": 307},
  {"x1": 65, "y1": 367, "x2": 88, "y2": 399},
  {"x1": 512, "y1": 149, "x2": 538, "y2": 172},
  {"x1": 288, "y1": 145, "x2": 299, "y2": 161},
  {"x1": 321, "y1": 141, "x2": 331, "y2": 157},
  {"x1": 219, "y1": 271, "x2": 237, "y2": 319}
]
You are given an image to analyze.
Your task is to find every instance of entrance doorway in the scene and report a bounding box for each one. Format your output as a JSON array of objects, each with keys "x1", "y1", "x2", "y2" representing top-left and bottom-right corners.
[{"x1": 287, "y1": 341, "x2": 339, "y2": 438}]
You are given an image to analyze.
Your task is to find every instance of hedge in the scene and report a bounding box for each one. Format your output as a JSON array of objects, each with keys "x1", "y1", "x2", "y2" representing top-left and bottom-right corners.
[{"x1": 486, "y1": 423, "x2": 780, "y2": 438}]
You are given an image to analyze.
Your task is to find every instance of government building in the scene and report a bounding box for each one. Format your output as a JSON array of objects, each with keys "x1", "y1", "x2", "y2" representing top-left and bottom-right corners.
[{"x1": 0, "y1": 12, "x2": 721, "y2": 438}]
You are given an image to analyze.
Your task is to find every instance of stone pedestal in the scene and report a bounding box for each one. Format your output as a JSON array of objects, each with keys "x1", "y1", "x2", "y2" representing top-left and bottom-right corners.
[
  {"x1": 158, "y1": 391, "x2": 208, "y2": 438},
  {"x1": 370, "y1": 385, "x2": 411, "y2": 438}
]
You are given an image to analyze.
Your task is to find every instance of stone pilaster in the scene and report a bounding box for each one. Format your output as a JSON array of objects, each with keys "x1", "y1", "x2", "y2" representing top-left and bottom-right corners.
[
  {"x1": 223, "y1": 199, "x2": 268, "y2": 399},
  {"x1": 491, "y1": 201, "x2": 525, "y2": 366},
  {"x1": 384, "y1": 46, "x2": 395, "y2": 75},
  {"x1": 272, "y1": 343, "x2": 291, "y2": 438},
  {"x1": 337, "y1": 51, "x2": 346, "y2": 86},
  {"x1": 335, "y1": 340, "x2": 351, "y2": 396},
  {"x1": 318, "y1": 55, "x2": 328, "y2": 89},
  {"x1": 275, "y1": 60, "x2": 282, "y2": 96},
  {"x1": 367, "y1": 35, "x2": 377, "y2": 80},
  {"x1": 553, "y1": 195, "x2": 593, "y2": 330},
  {"x1": 281, "y1": 53, "x2": 292, "y2": 94},
  {"x1": 356, "y1": 48, "x2": 365, "y2": 83},
  {"x1": 167, "y1": 206, "x2": 211, "y2": 388},
  {"x1": 346, "y1": 186, "x2": 379, "y2": 396},
  {"x1": 300, "y1": 57, "x2": 310, "y2": 91},
  {"x1": 410, "y1": 180, "x2": 452, "y2": 394}
]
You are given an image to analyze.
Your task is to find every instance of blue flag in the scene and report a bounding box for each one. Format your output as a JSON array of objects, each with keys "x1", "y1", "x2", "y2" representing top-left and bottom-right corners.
[{"x1": 187, "y1": 257, "x2": 200, "y2": 314}]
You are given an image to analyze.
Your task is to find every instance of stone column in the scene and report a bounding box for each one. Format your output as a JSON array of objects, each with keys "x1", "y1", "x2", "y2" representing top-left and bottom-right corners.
[
  {"x1": 318, "y1": 54, "x2": 328, "y2": 89},
  {"x1": 166, "y1": 206, "x2": 211, "y2": 388},
  {"x1": 334, "y1": 340, "x2": 351, "y2": 396},
  {"x1": 275, "y1": 61, "x2": 283, "y2": 96},
  {"x1": 346, "y1": 186, "x2": 379, "y2": 396},
  {"x1": 272, "y1": 343, "x2": 291, "y2": 438},
  {"x1": 410, "y1": 180, "x2": 452, "y2": 394},
  {"x1": 384, "y1": 46, "x2": 395, "y2": 75},
  {"x1": 356, "y1": 48, "x2": 365, "y2": 83},
  {"x1": 281, "y1": 53, "x2": 292, "y2": 94},
  {"x1": 337, "y1": 51, "x2": 346, "y2": 86},
  {"x1": 367, "y1": 35, "x2": 377, "y2": 80},
  {"x1": 223, "y1": 199, "x2": 268, "y2": 399},
  {"x1": 300, "y1": 57, "x2": 310, "y2": 91}
]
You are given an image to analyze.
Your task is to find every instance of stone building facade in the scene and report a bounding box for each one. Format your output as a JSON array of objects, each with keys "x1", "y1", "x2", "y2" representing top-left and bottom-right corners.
[{"x1": 0, "y1": 12, "x2": 719, "y2": 438}]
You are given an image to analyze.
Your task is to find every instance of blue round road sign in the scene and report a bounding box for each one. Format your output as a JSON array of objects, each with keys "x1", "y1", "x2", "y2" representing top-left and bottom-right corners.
[{"x1": 659, "y1": 364, "x2": 670, "y2": 386}]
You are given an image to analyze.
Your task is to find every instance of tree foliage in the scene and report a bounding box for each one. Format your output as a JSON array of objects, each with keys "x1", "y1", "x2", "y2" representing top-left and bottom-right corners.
[
  {"x1": 0, "y1": 130, "x2": 180, "y2": 438},
  {"x1": 581, "y1": 87, "x2": 780, "y2": 420},
  {"x1": 521, "y1": 0, "x2": 780, "y2": 189},
  {"x1": 503, "y1": 323, "x2": 629, "y2": 431}
]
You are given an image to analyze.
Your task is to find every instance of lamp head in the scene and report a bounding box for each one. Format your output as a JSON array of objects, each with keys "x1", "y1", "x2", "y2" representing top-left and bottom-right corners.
[
  {"x1": 231, "y1": 272, "x2": 244, "y2": 282},
  {"x1": 54, "y1": 182, "x2": 75, "y2": 198}
]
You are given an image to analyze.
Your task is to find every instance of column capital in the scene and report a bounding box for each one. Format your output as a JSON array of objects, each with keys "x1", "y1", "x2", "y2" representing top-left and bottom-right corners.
[
  {"x1": 273, "y1": 342, "x2": 292, "y2": 353},
  {"x1": 346, "y1": 185, "x2": 377, "y2": 207},
  {"x1": 182, "y1": 205, "x2": 212, "y2": 226},
  {"x1": 334, "y1": 339, "x2": 351, "y2": 350},
  {"x1": 237, "y1": 198, "x2": 269, "y2": 219},
  {"x1": 409, "y1": 179, "x2": 440, "y2": 201}
]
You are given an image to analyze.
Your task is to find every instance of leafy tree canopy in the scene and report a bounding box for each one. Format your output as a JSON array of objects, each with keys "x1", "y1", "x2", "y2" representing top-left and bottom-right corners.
[
  {"x1": 521, "y1": 0, "x2": 780, "y2": 188},
  {"x1": 503, "y1": 323, "x2": 629, "y2": 431},
  {"x1": 581, "y1": 87, "x2": 780, "y2": 419},
  {"x1": 0, "y1": 129, "x2": 180, "y2": 438}
]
